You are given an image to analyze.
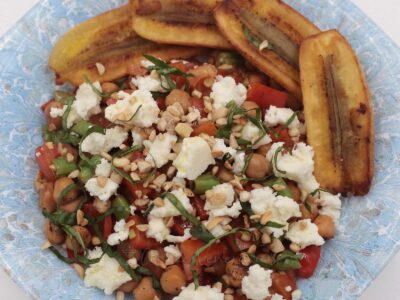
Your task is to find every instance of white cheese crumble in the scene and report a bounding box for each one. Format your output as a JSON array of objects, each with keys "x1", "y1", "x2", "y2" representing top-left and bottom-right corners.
[
  {"x1": 84, "y1": 247, "x2": 131, "y2": 295},
  {"x1": 131, "y1": 129, "x2": 144, "y2": 146},
  {"x1": 285, "y1": 219, "x2": 325, "y2": 249},
  {"x1": 81, "y1": 126, "x2": 128, "y2": 155},
  {"x1": 173, "y1": 283, "x2": 224, "y2": 300},
  {"x1": 204, "y1": 183, "x2": 241, "y2": 218},
  {"x1": 267, "y1": 142, "x2": 319, "y2": 197},
  {"x1": 131, "y1": 73, "x2": 167, "y2": 93},
  {"x1": 166, "y1": 228, "x2": 192, "y2": 243},
  {"x1": 105, "y1": 90, "x2": 160, "y2": 128},
  {"x1": 173, "y1": 137, "x2": 215, "y2": 180},
  {"x1": 95, "y1": 158, "x2": 112, "y2": 178},
  {"x1": 85, "y1": 177, "x2": 119, "y2": 202},
  {"x1": 210, "y1": 75, "x2": 247, "y2": 109},
  {"x1": 107, "y1": 219, "x2": 129, "y2": 246},
  {"x1": 241, "y1": 122, "x2": 272, "y2": 149},
  {"x1": 164, "y1": 245, "x2": 182, "y2": 266},
  {"x1": 144, "y1": 133, "x2": 177, "y2": 168},
  {"x1": 292, "y1": 289, "x2": 302, "y2": 300},
  {"x1": 212, "y1": 138, "x2": 237, "y2": 158},
  {"x1": 146, "y1": 216, "x2": 170, "y2": 243},
  {"x1": 49, "y1": 106, "x2": 66, "y2": 118},
  {"x1": 150, "y1": 188, "x2": 193, "y2": 218},
  {"x1": 232, "y1": 152, "x2": 245, "y2": 174},
  {"x1": 242, "y1": 264, "x2": 273, "y2": 300},
  {"x1": 73, "y1": 81, "x2": 102, "y2": 120},
  {"x1": 317, "y1": 191, "x2": 342, "y2": 222},
  {"x1": 264, "y1": 106, "x2": 305, "y2": 138}
]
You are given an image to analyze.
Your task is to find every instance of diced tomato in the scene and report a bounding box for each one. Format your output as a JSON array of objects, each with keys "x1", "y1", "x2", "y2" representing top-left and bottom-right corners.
[
  {"x1": 217, "y1": 68, "x2": 243, "y2": 84},
  {"x1": 226, "y1": 232, "x2": 252, "y2": 252},
  {"x1": 82, "y1": 202, "x2": 113, "y2": 239},
  {"x1": 271, "y1": 271, "x2": 297, "y2": 300},
  {"x1": 190, "y1": 97, "x2": 207, "y2": 117},
  {"x1": 35, "y1": 143, "x2": 60, "y2": 181},
  {"x1": 156, "y1": 97, "x2": 166, "y2": 111},
  {"x1": 247, "y1": 83, "x2": 288, "y2": 109},
  {"x1": 67, "y1": 248, "x2": 84, "y2": 260},
  {"x1": 270, "y1": 126, "x2": 294, "y2": 148},
  {"x1": 82, "y1": 202, "x2": 99, "y2": 218},
  {"x1": 188, "y1": 64, "x2": 217, "y2": 88},
  {"x1": 129, "y1": 151, "x2": 145, "y2": 161},
  {"x1": 122, "y1": 180, "x2": 155, "y2": 202},
  {"x1": 169, "y1": 62, "x2": 191, "y2": 89},
  {"x1": 101, "y1": 215, "x2": 113, "y2": 240},
  {"x1": 172, "y1": 217, "x2": 192, "y2": 236},
  {"x1": 233, "y1": 293, "x2": 248, "y2": 300},
  {"x1": 181, "y1": 239, "x2": 230, "y2": 280},
  {"x1": 41, "y1": 99, "x2": 54, "y2": 112},
  {"x1": 191, "y1": 121, "x2": 217, "y2": 137},
  {"x1": 128, "y1": 215, "x2": 159, "y2": 250},
  {"x1": 297, "y1": 245, "x2": 321, "y2": 278},
  {"x1": 192, "y1": 197, "x2": 208, "y2": 221},
  {"x1": 89, "y1": 112, "x2": 112, "y2": 128}
]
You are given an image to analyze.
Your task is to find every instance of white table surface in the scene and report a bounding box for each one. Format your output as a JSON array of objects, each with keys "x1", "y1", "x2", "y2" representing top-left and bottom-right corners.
[{"x1": 0, "y1": 1, "x2": 399, "y2": 299}]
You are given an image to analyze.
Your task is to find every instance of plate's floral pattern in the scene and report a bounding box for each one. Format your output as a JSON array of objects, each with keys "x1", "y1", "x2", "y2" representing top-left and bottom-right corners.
[{"x1": 0, "y1": 0, "x2": 398, "y2": 299}]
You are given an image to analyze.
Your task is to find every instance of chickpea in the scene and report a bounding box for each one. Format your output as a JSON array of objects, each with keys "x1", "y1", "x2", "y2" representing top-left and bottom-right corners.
[
  {"x1": 217, "y1": 167, "x2": 234, "y2": 182},
  {"x1": 287, "y1": 182, "x2": 301, "y2": 203},
  {"x1": 43, "y1": 221, "x2": 66, "y2": 244},
  {"x1": 65, "y1": 225, "x2": 91, "y2": 251},
  {"x1": 101, "y1": 82, "x2": 119, "y2": 94},
  {"x1": 314, "y1": 215, "x2": 336, "y2": 239},
  {"x1": 160, "y1": 265, "x2": 186, "y2": 295},
  {"x1": 133, "y1": 277, "x2": 159, "y2": 300},
  {"x1": 60, "y1": 197, "x2": 81, "y2": 213},
  {"x1": 241, "y1": 101, "x2": 259, "y2": 118},
  {"x1": 225, "y1": 257, "x2": 247, "y2": 288},
  {"x1": 39, "y1": 181, "x2": 56, "y2": 213},
  {"x1": 44, "y1": 101, "x2": 64, "y2": 131},
  {"x1": 165, "y1": 89, "x2": 191, "y2": 113},
  {"x1": 299, "y1": 197, "x2": 318, "y2": 220},
  {"x1": 118, "y1": 280, "x2": 139, "y2": 293},
  {"x1": 53, "y1": 177, "x2": 79, "y2": 204},
  {"x1": 256, "y1": 143, "x2": 272, "y2": 157},
  {"x1": 245, "y1": 153, "x2": 271, "y2": 179}
]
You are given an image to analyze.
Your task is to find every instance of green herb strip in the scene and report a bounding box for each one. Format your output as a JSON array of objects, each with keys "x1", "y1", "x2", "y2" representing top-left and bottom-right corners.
[
  {"x1": 78, "y1": 126, "x2": 105, "y2": 167},
  {"x1": 115, "y1": 105, "x2": 142, "y2": 124},
  {"x1": 49, "y1": 246, "x2": 102, "y2": 266},
  {"x1": 111, "y1": 145, "x2": 144, "y2": 186},
  {"x1": 265, "y1": 221, "x2": 286, "y2": 229},
  {"x1": 249, "y1": 250, "x2": 303, "y2": 271},
  {"x1": 248, "y1": 253, "x2": 273, "y2": 269},
  {"x1": 242, "y1": 153, "x2": 253, "y2": 174},
  {"x1": 304, "y1": 200, "x2": 312, "y2": 212},
  {"x1": 42, "y1": 210, "x2": 76, "y2": 226},
  {"x1": 284, "y1": 113, "x2": 297, "y2": 128},
  {"x1": 143, "y1": 54, "x2": 194, "y2": 92},
  {"x1": 163, "y1": 193, "x2": 214, "y2": 243},
  {"x1": 56, "y1": 183, "x2": 78, "y2": 211},
  {"x1": 273, "y1": 146, "x2": 287, "y2": 174},
  {"x1": 83, "y1": 75, "x2": 112, "y2": 98},
  {"x1": 54, "y1": 91, "x2": 75, "y2": 104},
  {"x1": 62, "y1": 98, "x2": 73, "y2": 130},
  {"x1": 43, "y1": 126, "x2": 81, "y2": 146}
]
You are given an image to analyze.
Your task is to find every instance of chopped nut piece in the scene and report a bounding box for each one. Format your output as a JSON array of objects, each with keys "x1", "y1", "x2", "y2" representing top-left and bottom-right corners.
[
  {"x1": 272, "y1": 184, "x2": 287, "y2": 191},
  {"x1": 270, "y1": 238, "x2": 285, "y2": 253},
  {"x1": 40, "y1": 240, "x2": 52, "y2": 250},
  {"x1": 130, "y1": 172, "x2": 140, "y2": 182},
  {"x1": 136, "y1": 224, "x2": 149, "y2": 232},
  {"x1": 101, "y1": 152, "x2": 112, "y2": 161},
  {"x1": 260, "y1": 210, "x2": 273, "y2": 225},
  {"x1": 91, "y1": 236, "x2": 101, "y2": 246},
  {"x1": 68, "y1": 169, "x2": 80, "y2": 179},
  {"x1": 95, "y1": 62, "x2": 106, "y2": 75},
  {"x1": 289, "y1": 242, "x2": 301, "y2": 253},
  {"x1": 261, "y1": 233, "x2": 271, "y2": 244},
  {"x1": 148, "y1": 249, "x2": 166, "y2": 269},
  {"x1": 153, "y1": 174, "x2": 167, "y2": 188},
  {"x1": 110, "y1": 171, "x2": 123, "y2": 184},
  {"x1": 96, "y1": 176, "x2": 107, "y2": 188},
  {"x1": 113, "y1": 157, "x2": 130, "y2": 168},
  {"x1": 134, "y1": 198, "x2": 149, "y2": 207},
  {"x1": 229, "y1": 134, "x2": 239, "y2": 149},
  {"x1": 166, "y1": 166, "x2": 176, "y2": 178},
  {"x1": 93, "y1": 197, "x2": 111, "y2": 214},
  {"x1": 247, "y1": 244, "x2": 257, "y2": 254},
  {"x1": 206, "y1": 217, "x2": 231, "y2": 230},
  {"x1": 137, "y1": 161, "x2": 152, "y2": 173},
  {"x1": 66, "y1": 153, "x2": 74, "y2": 163},
  {"x1": 154, "y1": 197, "x2": 165, "y2": 207},
  {"x1": 175, "y1": 123, "x2": 193, "y2": 138},
  {"x1": 240, "y1": 252, "x2": 251, "y2": 266}
]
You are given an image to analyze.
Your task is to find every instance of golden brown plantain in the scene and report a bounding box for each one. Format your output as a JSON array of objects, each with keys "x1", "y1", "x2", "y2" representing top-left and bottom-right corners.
[
  {"x1": 131, "y1": 0, "x2": 231, "y2": 49},
  {"x1": 58, "y1": 44, "x2": 206, "y2": 86},
  {"x1": 49, "y1": 5, "x2": 137, "y2": 74},
  {"x1": 214, "y1": 0, "x2": 320, "y2": 99},
  {"x1": 300, "y1": 30, "x2": 374, "y2": 196}
]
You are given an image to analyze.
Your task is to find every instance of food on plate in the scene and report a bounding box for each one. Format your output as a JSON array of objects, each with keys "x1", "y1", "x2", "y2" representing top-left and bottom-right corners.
[
  {"x1": 131, "y1": 0, "x2": 231, "y2": 49},
  {"x1": 300, "y1": 29, "x2": 374, "y2": 195},
  {"x1": 214, "y1": 0, "x2": 320, "y2": 99},
  {"x1": 35, "y1": 1, "x2": 374, "y2": 299}
]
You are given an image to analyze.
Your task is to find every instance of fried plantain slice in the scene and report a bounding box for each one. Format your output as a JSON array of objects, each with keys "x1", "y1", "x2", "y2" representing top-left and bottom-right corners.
[
  {"x1": 131, "y1": 0, "x2": 231, "y2": 49},
  {"x1": 300, "y1": 30, "x2": 374, "y2": 196},
  {"x1": 214, "y1": 0, "x2": 320, "y2": 99},
  {"x1": 58, "y1": 44, "x2": 206, "y2": 86},
  {"x1": 49, "y1": 5, "x2": 137, "y2": 74}
]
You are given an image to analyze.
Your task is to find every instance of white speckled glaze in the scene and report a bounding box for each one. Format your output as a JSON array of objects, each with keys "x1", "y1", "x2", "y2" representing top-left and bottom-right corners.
[{"x1": 0, "y1": 0, "x2": 399, "y2": 299}]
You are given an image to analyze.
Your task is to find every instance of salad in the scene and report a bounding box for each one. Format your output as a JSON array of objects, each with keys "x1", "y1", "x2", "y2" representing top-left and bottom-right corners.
[{"x1": 35, "y1": 0, "x2": 373, "y2": 299}]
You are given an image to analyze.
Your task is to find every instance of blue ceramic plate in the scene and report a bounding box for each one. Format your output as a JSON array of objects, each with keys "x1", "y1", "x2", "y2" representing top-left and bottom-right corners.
[{"x1": 0, "y1": 0, "x2": 399, "y2": 299}]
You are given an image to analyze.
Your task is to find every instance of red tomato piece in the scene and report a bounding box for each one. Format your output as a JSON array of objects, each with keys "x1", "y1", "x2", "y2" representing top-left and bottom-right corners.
[
  {"x1": 270, "y1": 126, "x2": 295, "y2": 148},
  {"x1": 297, "y1": 245, "x2": 321, "y2": 278},
  {"x1": 128, "y1": 215, "x2": 159, "y2": 250},
  {"x1": 192, "y1": 197, "x2": 208, "y2": 221},
  {"x1": 82, "y1": 202, "x2": 99, "y2": 218},
  {"x1": 226, "y1": 232, "x2": 252, "y2": 252},
  {"x1": 247, "y1": 83, "x2": 288, "y2": 109},
  {"x1": 155, "y1": 97, "x2": 166, "y2": 110},
  {"x1": 190, "y1": 97, "x2": 207, "y2": 117},
  {"x1": 169, "y1": 62, "x2": 191, "y2": 89},
  {"x1": 172, "y1": 217, "x2": 192, "y2": 236},
  {"x1": 89, "y1": 112, "x2": 112, "y2": 128},
  {"x1": 191, "y1": 121, "x2": 217, "y2": 137},
  {"x1": 35, "y1": 143, "x2": 60, "y2": 181},
  {"x1": 121, "y1": 180, "x2": 155, "y2": 202},
  {"x1": 67, "y1": 248, "x2": 84, "y2": 260},
  {"x1": 101, "y1": 215, "x2": 113, "y2": 240}
]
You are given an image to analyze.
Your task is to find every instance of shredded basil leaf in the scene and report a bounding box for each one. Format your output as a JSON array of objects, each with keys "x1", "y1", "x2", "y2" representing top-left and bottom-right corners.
[
  {"x1": 43, "y1": 126, "x2": 80, "y2": 146},
  {"x1": 242, "y1": 153, "x2": 253, "y2": 174},
  {"x1": 284, "y1": 113, "x2": 297, "y2": 128},
  {"x1": 42, "y1": 210, "x2": 76, "y2": 226},
  {"x1": 263, "y1": 177, "x2": 293, "y2": 198},
  {"x1": 304, "y1": 200, "x2": 312, "y2": 212},
  {"x1": 54, "y1": 91, "x2": 75, "y2": 104},
  {"x1": 273, "y1": 146, "x2": 287, "y2": 174},
  {"x1": 56, "y1": 183, "x2": 78, "y2": 211},
  {"x1": 248, "y1": 253, "x2": 273, "y2": 269},
  {"x1": 115, "y1": 104, "x2": 142, "y2": 124},
  {"x1": 83, "y1": 75, "x2": 112, "y2": 98},
  {"x1": 62, "y1": 98, "x2": 73, "y2": 131},
  {"x1": 273, "y1": 250, "x2": 303, "y2": 271},
  {"x1": 265, "y1": 221, "x2": 286, "y2": 229}
]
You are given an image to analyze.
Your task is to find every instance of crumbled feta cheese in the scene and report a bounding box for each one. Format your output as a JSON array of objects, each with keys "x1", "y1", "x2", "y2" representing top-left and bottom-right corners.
[
  {"x1": 81, "y1": 126, "x2": 128, "y2": 155},
  {"x1": 173, "y1": 137, "x2": 215, "y2": 180},
  {"x1": 130, "y1": 205, "x2": 137, "y2": 215},
  {"x1": 285, "y1": 219, "x2": 324, "y2": 249},
  {"x1": 84, "y1": 247, "x2": 131, "y2": 295},
  {"x1": 264, "y1": 106, "x2": 305, "y2": 138},
  {"x1": 164, "y1": 245, "x2": 182, "y2": 265},
  {"x1": 131, "y1": 129, "x2": 144, "y2": 146},
  {"x1": 210, "y1": 75, "x2": 247, "y2": 109},
  {"x1": 107, "y1": 220, "x2": 129, "y2": 246},
  {"x1": 140, "y1": 59, "x2": 155, "y2": 69},
  {"x1": 150, "y1": 188, "x2": 193, "y2": 218},
  {"x1": 85, "y1": 177, "x2": 119, "y2": 201},
  {"x1": 166, "y1": 228, "x2": 192, "y2": 243},
  {"x1": 73, "y1": 82, "x2": 102, "y2": 120},
  {"x1": 144, "y1": 133, "x2": 177, "y2": 168},
  {"x1": 173, "y1": 283, "x2": 224, "y2": 300},
  {"x1": 241, "y1": 122, "x2": 272, "y2": 149},
  {"x1": 127, "y1": 257, "x2": 138, "y2": 269},
  {"x1": 317, "y1": 191, "x2": 341, "y2": 222},
  {"x1": 292, "y1": 289, "x2": 302, "y2": 300},
  {"x1": 49, "y1": 106, "x2": 66, "y2": 118},
  {"x1": 242, "y1": 264, "x2": 273, "y2": 300},
  {"x1": 212, "y1": 138, "x2": 237, "y2": 158},
  {"x1": 267, "y1": 142, "x2": 319, "y2": 196},
  {"x1": 146, "y1": 217, "x2": 170, "y2": 243},
  {"x1": 131, "y1": 73, "x2": 167, "y2": 93},
  {"x1": 65, "y1": 106, "x2": 81, "y2": 128},
  {"x1": 95, "y1": 158, "x2": 112, "y2": 178},
  {"x1": 232, "y1": 152, "x2": 245, "y2": 174},
  {"x1": 105, "y1": 90, "x2": 160, "y2": 128},
  {"x1": 204, "y1": 183, "x2": 242, "y2": 218},
  {"x1": 249, "y1": 187, "x2": 301, "y2": 237}
]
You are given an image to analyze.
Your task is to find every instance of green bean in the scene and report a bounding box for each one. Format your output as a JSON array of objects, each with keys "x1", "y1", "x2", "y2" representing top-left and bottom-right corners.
[
  {"x1": 112, "y1": 195, "x2": 131, "y2": 220},
  {"x1": 194, "y1": 174, "x2": 219, "y2": 194},
  {"x1": 53, "y1": 157, "x2": 77, "y2": 177}
]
